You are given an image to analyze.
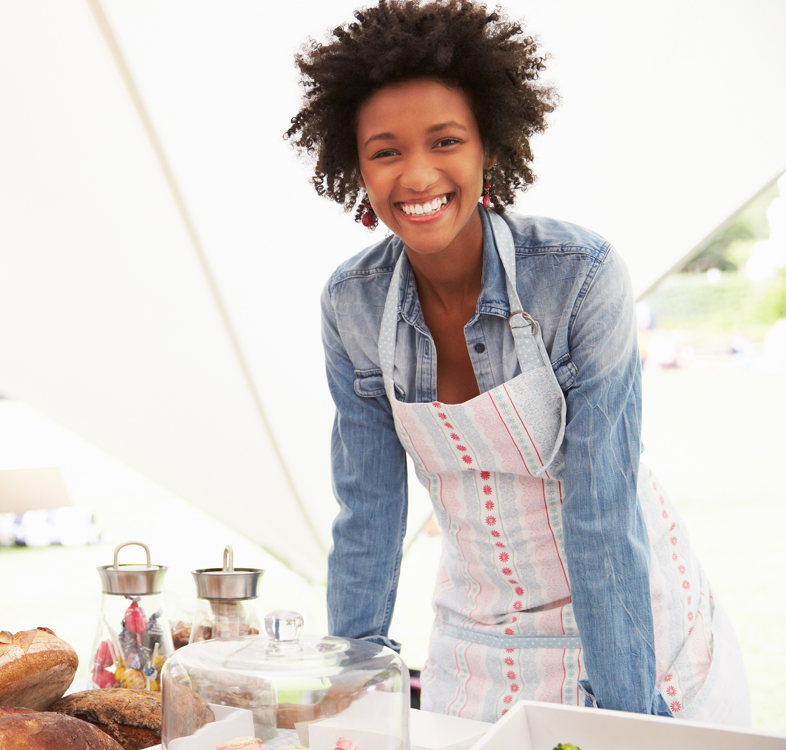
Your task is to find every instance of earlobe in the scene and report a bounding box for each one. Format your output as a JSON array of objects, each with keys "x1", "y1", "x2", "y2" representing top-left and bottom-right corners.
[
  {"x1": 484, "y1": 154, "x2": 498, "y2": 171},
  {"x1": 357, "y1": 173, "x2": 366, "y2": 189}
]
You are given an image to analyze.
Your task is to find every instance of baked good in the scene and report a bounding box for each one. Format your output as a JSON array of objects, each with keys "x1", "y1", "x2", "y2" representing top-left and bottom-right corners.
[
  {"x1": 171, "y1": 620, "x2": 193, "y2": 649},
  {"x1": 0, "y1": 710, "x2": 123, "y2": 749},
  {"x1": 215, "y1": 738, "x2": 267, "y2": 749},
  {"x1": 50, "y1": 688, "x2": 161, "y2": 750},
  {"x1": 0, "y1": 628, "x2": 79, "y2": 710},
  {"x1": 161, "y1": 678, "x2": 215, "y2": 739},
  {"x1": 0, "y1": 706, "x2": 35, "y2": 716}
]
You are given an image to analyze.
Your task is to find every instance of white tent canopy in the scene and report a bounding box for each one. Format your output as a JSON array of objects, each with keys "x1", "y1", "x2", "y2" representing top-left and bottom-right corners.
[{"x1": 1, "y1": 0, "x2": 784, "y2": 583}]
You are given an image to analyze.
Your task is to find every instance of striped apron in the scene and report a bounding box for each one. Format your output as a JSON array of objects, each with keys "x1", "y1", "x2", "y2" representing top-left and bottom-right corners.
[{"x1": 377, "y1": 212, "x2": 750, "y2": 725}]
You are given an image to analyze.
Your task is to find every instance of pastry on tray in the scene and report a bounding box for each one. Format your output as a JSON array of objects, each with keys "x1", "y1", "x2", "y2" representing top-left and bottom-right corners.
[{"x1": 215, "y1": 738, "x2": 267, "y2": 749}]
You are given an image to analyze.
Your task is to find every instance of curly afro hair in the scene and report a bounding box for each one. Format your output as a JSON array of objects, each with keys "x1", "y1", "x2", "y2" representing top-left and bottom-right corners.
[{"x1": 285, "y1": 0, "x2": 557, "y2": 225}]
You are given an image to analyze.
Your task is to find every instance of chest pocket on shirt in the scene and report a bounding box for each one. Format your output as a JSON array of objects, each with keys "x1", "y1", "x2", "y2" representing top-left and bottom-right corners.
[
  {"x1": 551, "y1": 353, "x2": 578, "y2": 392},
  {"x1": 354, "y1": 369, "x2": 406, "y2": 401}
]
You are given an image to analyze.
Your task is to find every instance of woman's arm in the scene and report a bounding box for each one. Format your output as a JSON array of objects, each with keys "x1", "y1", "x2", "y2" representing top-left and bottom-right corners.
[
  {"x1": 560, "y1": 248, "x2": 671, "y2": 716},
  {"x1": 322, "y1": 281, "x2": 408, "y2": 651}
]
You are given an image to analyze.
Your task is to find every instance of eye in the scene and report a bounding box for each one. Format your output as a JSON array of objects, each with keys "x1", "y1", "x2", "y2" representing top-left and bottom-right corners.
[
  {"x1": 370, "y1": 148, "x2": 399, "y2": 159},
  {"x1": 435, "y1": 137, "x2": 463, "y2": 148}
]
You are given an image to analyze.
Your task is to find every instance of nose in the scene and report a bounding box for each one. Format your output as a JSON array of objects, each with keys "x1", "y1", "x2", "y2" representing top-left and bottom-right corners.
[{"x1": 399, "y1": 151, "x2": 439, "y2": 193}]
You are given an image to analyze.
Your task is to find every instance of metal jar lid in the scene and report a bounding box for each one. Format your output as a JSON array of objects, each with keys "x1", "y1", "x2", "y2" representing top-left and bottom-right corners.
[
  {"x1": 191, "y1": 545, "x2": 264, "y2": 601},
  {"x1": 97, "y1": 541, "x2": 168, "y2": 595}
]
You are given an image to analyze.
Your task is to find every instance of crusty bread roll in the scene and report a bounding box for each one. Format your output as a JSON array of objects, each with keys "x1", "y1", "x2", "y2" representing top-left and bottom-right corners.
[
  {"x1": 0, "y1": 628, "x2": 78, "y2": 710},
  {"x1": 0, "y1": 706, "x2": 35, "y2": 716},
  {"x1": 50, "y1": 688, "x2": 161, "y2": 750},
  {"x1": 162, "y1": 677, "x2": 216, "y2": 740},
  {"x1": 0, "y1": 711, "x2": 123, "y2": 750}
]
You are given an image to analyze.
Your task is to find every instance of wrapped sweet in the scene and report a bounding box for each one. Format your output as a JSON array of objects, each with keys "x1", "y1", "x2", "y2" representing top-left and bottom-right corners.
[{"x1": 119, "y1": 668, "x2": 147, "y2": 689}]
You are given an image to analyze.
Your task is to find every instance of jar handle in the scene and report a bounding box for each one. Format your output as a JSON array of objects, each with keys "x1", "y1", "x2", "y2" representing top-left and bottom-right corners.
[
  {"x1": 112, "y1": 541, "x2": 152, "y2": 570},
  {"x1": 223, "y1": 545, "x2": 234, "y2": 573}
]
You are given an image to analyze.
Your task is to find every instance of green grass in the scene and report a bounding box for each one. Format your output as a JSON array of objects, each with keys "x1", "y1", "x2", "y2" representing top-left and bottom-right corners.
[{"x1": 645, "y1": 271, "x2": 786, "y2": 347}]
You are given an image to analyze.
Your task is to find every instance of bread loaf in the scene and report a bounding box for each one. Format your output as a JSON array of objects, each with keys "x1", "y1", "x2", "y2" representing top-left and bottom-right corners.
[
  {"x1": 0, "y1": 628, "x2": 78, "y2": 710},
  {"x1": 162, "y1": 677, "x2": 216, "y2": 739},
  {"x1": 0, "y1": 710, "x2": 124, "y2": 750},
  {"x1": 50, "y1": 688, "x2": 161, "y2": 750},
  {"x1": 0, "y1": 706, "x2": 35, "y2": 716}
]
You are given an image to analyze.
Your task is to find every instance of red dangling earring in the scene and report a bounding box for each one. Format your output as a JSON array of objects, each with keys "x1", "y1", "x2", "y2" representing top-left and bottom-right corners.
[
  {"x1": 361, "y1": 194, "x2": 375, "y2": 227},
  {"x1": 482, "y1": 172, "x2": 491, "y2": 209}
]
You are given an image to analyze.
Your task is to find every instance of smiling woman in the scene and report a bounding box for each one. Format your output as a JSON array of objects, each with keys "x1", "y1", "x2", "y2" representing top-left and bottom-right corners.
[{"x1": 285, "y1": 0, "x2": 751, "y2": 727}]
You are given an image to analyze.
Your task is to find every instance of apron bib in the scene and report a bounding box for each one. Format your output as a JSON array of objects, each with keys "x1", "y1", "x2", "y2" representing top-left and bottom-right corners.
[{"x1": 378, "y1": 212, "x2": 749, "y2": 725}]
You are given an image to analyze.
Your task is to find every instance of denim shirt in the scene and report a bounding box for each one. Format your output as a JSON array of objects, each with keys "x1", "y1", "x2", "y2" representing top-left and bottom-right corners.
[{"x1": 321, "y1": 208, "x2": 671, "y2": 717}]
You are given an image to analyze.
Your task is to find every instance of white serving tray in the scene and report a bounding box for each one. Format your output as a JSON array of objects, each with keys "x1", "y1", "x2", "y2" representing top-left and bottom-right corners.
[
  {"x1": 409, "y1": 708, "x2": 491, "y2": 750},
  {"x1": 302, "y1": 689, "x2": 406, "y2": 750},
  {"x1": 146, "y1": 703, "x2": 254, "y2": 750},
  {"x1": 149, "y1": 703, "x2": 491, "y2": 750},
  {"x1": 305, "y1": 697, "x2": 491, "y2": 750},
  {"x1": 469, "y1": 700, "x2": 786, "y2": 750}
]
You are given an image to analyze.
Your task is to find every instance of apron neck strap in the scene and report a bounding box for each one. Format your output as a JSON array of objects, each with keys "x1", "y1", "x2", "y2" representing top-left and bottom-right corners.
[
  {"x1": 486, "y1": 209, "x2": 543, "y2": 368},
  {"x1": 485, "y1": 209, "x2": 523, "y2": 313},
  {"x1": 379, "y1": 252, "x2": 405, "y2": 382},
  {"x1": 379, "y1": 210, "x2": 541, "y2": 383}
]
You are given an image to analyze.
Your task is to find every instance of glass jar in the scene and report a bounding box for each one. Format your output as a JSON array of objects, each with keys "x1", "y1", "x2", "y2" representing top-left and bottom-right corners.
[
  {"x1": 189, "y1": 545, "x2": 264, "y2": 644},
  {"x1": 161, "y1": 610, "x2": 410, "y2": 749},
  {"x1": 89, "y1": 541, "x2": 174, "y2": 691}
]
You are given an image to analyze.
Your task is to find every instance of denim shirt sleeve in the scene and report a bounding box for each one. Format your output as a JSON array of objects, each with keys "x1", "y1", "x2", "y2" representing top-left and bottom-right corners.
[
  {"x1": 560, "y1": 248, "x2": 672, "y2": 717},
  {"x1": 321, "y1": 279, "x2": 408, "y2": 653}
]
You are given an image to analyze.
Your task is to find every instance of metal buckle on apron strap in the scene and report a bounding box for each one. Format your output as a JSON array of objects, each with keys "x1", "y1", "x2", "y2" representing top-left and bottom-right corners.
[{"x1": 508, "y1": 310, "x2": 539, "y2": 336}]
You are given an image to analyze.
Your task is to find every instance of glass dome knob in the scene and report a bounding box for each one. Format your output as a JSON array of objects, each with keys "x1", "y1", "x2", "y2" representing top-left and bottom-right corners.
[{"x1": 264, "y1": 610, "x2": 304, "y2": 642}]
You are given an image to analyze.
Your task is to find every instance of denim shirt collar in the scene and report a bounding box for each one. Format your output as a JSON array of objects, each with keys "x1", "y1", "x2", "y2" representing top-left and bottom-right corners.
[{"x1": 395, "y1": 208, "x2": 512, "y2": 332}]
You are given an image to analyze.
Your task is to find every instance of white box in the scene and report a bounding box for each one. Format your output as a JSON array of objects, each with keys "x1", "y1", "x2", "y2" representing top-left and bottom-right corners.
[
  {"x1": 150, "y1": 699, "x2": 491, "y2": 750},
  {"x1": 469, "y1": 700, "x2": 786, "y2": 750},
  {"x1": 304, "y1": 690, "x2": 406, "y2": 750},
  {"x1": 304, "y1": 694, "x2": 491, "y2": 750},
  {"x1": 163, "y1": 704, "x2": 256, "y2": 750},
  {"x1": 409, "y1": 708, "x2": 491, "y2": 750}
]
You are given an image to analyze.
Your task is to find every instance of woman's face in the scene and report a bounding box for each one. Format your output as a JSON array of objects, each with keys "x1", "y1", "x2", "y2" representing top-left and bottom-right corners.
[{"x1": 356, "y1": 78, "x2": 490, "y2": 259}]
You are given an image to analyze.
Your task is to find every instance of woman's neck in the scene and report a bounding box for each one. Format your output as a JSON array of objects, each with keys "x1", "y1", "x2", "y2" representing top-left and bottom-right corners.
[{"x1": 405, "y1": 212, "x2": 484, "y2": 315}]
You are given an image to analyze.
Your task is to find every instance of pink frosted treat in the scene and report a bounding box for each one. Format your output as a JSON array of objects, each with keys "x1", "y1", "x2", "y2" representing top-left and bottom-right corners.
[
  {"x1": 215, "y1": 738, "x2": 267, "y2": 750},
  {"x1": 335, "y1": 739, "x2": 358, "y2": 750}
]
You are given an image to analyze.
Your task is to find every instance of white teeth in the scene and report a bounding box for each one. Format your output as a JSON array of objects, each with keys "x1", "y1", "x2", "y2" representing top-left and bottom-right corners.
[{"x1": 401, "y1": 195, "x2": 449, "y2": 216}]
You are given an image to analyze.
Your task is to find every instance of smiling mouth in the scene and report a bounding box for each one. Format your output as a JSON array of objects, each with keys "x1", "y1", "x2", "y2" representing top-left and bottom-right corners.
[{"x1": 397, "y1": 194, "x2": 452, "y2": 217}]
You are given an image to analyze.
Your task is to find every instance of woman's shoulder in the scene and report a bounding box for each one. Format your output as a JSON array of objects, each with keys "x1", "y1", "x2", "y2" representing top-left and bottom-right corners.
[
  {"x1": 325, "y1": 234, "x2": 403, "y2": 291},
  {"x1": 496, "y1": 212, "x2": 633, "y2": 338},
  {"x1": 321, "y1": 234, "x2": 405, "y2": 341},
  {"x1": 501, "y1": 212, "x2": 613, "y2": 262}
]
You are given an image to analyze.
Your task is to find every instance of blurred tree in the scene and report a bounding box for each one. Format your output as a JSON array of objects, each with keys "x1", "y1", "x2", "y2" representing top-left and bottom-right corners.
[
  {"x1": 643, "y1": 177, "x2": 786, "y2": 346},
  {"x1": 682, "y1": 182, "x2": 779, "y2": 273}
]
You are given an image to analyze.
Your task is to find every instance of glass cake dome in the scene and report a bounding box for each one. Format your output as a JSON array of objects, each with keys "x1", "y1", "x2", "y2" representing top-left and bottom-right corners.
[{"x1": 161, "y1": 610, "x2": 410, "y2": 750}]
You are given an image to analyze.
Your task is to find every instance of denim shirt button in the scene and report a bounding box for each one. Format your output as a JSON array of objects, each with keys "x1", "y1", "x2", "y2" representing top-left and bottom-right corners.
[{"x1": 474, "y1": 343, "x2": 486, "y2": 353}]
